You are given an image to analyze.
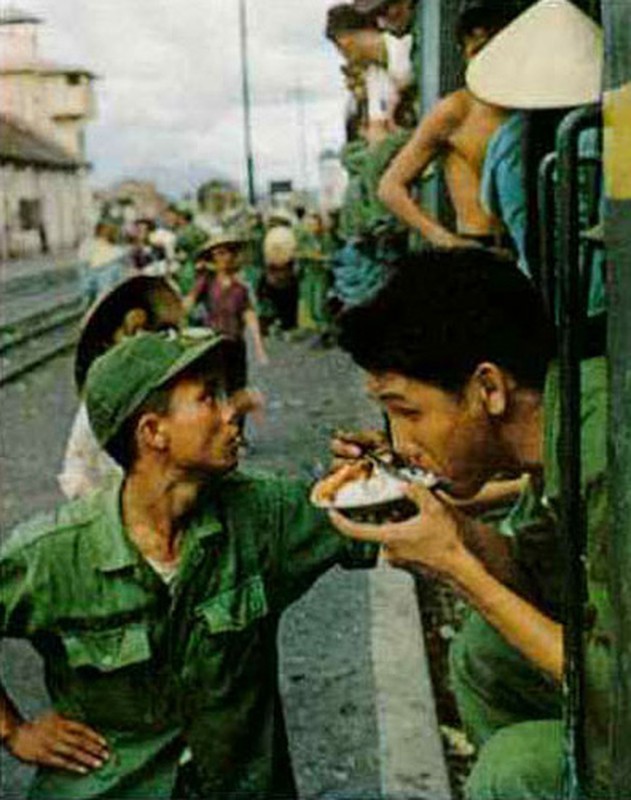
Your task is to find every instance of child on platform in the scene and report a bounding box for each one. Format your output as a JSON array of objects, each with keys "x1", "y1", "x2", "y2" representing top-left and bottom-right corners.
[{"x1": 186, "y1": 232, "x2": 268, "y2": 402}]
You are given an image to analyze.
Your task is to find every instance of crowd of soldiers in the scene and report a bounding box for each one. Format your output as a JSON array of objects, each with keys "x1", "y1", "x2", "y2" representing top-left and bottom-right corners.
[{"x1": 0, "y1": 1, "x2": 611, "y2": 800}]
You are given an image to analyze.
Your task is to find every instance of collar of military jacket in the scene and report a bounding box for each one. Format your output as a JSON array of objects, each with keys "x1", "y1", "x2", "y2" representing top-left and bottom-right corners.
[
  {"x1": 88, "y1": 479, "x2": 138, "y2": 572},
  {"x1": 92, "y1": 478, "x2": 224, "y2": 573}
]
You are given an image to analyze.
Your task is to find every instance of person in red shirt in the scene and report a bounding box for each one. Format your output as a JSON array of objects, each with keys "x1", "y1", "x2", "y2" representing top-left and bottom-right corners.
[{"x1": 186, "y1": 233, "x2": 268, "y2": 403}]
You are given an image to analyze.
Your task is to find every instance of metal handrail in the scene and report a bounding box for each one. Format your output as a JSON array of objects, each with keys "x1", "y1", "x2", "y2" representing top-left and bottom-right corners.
[
  {"x1": 555, "y1": 102, "x2": 602, "y2": 800},
  {"x1": 537, "y1": 151, "x2": 558, "y2": 317}
]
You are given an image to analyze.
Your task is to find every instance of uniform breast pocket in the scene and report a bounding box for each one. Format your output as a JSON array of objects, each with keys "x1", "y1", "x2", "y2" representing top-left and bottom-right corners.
[
  {"x1": 62, "y1": 623, "x2": 152, "y2": 672},
  {"x1": 197, "y1": 575, "x2": 269, "y2": 634},
  {"x1": 182, "y1": 576, "x2": 274, "y2": 704},
  {"x1": 59, "y1": 623, "x2": 161, "y2": 731}
]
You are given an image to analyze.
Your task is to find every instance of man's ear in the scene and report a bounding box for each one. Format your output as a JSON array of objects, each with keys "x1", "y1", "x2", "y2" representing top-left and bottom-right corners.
[
  {"x1": 471, "y1": 362, "x2": 512, "y2": 417},
  {"x1": 136, "y1": 413, "x2": 168, "y2": 453}
]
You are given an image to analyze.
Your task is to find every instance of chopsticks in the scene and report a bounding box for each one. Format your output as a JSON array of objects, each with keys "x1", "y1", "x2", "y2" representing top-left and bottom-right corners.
[{"x1": 363, "y1": 450, "x2": 452, "y2": 493}]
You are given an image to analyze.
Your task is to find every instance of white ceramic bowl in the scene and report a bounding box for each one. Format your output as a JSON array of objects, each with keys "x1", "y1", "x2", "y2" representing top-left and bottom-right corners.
[{"x1": 311, "y1": 465, "x2": 418, "y2": 523}]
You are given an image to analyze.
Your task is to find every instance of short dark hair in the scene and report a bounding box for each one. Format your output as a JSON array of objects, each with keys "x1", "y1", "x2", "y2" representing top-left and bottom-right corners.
[
  {"x1": 455, "y1": 0, "x2": 517, "y2": 46},
  {"x1": 107, "y1": 386, "x2": 172, "y2": 470},
  {"x1": 326, "y1": 4, "x2": 371, "y2": 41},
  {"x1": 338, "y1": 248, "x2": 556, "y2": 393}
]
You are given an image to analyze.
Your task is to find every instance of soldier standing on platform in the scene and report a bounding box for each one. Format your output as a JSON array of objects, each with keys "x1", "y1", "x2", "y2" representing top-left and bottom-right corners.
[{"x1": 0, "y1": 331, "x2": 377, "y2": 799}]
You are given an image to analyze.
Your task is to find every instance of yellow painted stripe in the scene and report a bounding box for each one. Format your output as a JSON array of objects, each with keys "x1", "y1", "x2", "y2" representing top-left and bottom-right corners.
[{"x1": 604, "y1": 81, "x2": 631, "y2": 200}]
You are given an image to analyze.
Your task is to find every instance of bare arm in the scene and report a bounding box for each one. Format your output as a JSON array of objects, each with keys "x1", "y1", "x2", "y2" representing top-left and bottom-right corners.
[
  {"x1": 449, "y1": 547, "x2": 563, "y2": 681},
  {"x1": 244, "y1": 308, "x2": 269, "y2": 365},
  {"x1": 444, "y1": 475, "x2": 529, "y2": 517},
  {"x1": 349, "y1": 30, "x2": 388, "y2": 66},
  {"x1": 183, "y1": 286, "x2": 200, "y2": 314},
  {"x1": 1, "y1": 682, "x2": 109, "y2": 773},
  {"x1": 330, "y1": 483, "x2": 563, "y2": 681},
  {"x1": 378, "y1": 91, "x2": 475, "y2": 248}
]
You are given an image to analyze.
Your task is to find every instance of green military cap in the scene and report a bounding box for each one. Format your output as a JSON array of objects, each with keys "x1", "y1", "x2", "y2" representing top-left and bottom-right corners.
[{"x1": 86, "y1": 329, "x2": 225, "y2": 448}]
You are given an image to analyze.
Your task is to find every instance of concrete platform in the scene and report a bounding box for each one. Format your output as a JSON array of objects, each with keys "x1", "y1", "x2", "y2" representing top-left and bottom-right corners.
[{"x1": 370, "y1": 561, "x2": 451, "y2": 800}]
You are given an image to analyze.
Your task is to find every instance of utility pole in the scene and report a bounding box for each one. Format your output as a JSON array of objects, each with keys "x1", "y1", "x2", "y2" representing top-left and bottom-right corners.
[
  {"x1": 287, "y1": 80, "x2": 309, "y2": 191},
  {"x1": 296, "y1": 80, "x2": 309, "y2": 191},
  {"x1": 239, "y1": 0, "x2": 256, "y2": 205}
]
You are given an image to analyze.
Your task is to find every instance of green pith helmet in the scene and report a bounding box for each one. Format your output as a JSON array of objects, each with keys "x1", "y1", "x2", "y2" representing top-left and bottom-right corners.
[
  {"x1": 85, "y1": 329, "x2": 225, "y2": 448},
  {"x1": 75, "y1": 275, "x2": 184, "y2": 391}
]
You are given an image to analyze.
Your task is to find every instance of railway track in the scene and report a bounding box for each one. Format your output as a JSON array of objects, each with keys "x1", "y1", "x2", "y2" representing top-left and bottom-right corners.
[
  {"x1": 0, "y1": 263, "x2": 85, "y2": 387},
  {"x1": 0, "y1": 254, "x2": 131, "y2": 387},
  {"x1": 0, "y1": 295, "x2": 85, "y2": 386}
]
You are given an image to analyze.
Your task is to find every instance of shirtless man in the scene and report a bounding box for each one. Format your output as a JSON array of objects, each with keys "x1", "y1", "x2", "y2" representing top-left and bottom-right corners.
[{"x1": 378, "y1": 1, "x2": 515, "y2": 248}]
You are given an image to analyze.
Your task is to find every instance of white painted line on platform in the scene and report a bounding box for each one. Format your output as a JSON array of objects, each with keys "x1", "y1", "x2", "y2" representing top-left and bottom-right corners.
[{"x1": 370, "y1": 559, "x2": 452, "y2": 800}]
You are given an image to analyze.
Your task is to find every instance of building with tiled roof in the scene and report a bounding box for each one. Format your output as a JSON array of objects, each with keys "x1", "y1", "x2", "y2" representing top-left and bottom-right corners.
[
  {"x1": 0, "y1": 114, "x2": 82, "y2": 168},
  {"x1": 0, "y1": 7, "x2": 96, "y2": 259}
]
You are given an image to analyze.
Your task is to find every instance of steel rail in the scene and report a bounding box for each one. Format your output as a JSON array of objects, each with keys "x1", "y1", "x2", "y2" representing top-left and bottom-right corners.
[
  {"x1": 0, "y1": 335, "x2": 77, "y2": 387},
  {"x1": 0, "y1": 302, "x2": 83, "y2": 386},
  {"x1": 0, "y1": 303, "x2": 83, "y2": 356}
]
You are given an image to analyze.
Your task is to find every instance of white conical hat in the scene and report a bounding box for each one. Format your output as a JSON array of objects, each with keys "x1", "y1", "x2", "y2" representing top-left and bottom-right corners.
[{"x1": 466, "y1": 0, "x2": 603, "y2": 109}]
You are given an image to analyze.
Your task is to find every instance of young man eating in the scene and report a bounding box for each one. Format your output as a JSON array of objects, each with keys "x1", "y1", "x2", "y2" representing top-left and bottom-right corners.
[{"x1": 331, "y1": 247, "x2": 611, "y2": 799}]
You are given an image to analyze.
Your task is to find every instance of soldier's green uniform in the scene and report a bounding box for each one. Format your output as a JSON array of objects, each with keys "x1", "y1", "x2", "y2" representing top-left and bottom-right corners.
[
  {"x1": 339, "y1": 131, "x2": 411, "y2": 246},
  {"x1": 0, "y1": 475, "x2": 375, "y2": 799},
  {"x1": 0, "y1": 332, "x2": 377, "y2": 799},
  {"x1": 451, "y1": 357, "x2": 611, "y2": 800},
  {"x1": 360, "y1": 130, "x2": 411, "y2": 254},
  {"x1": 410, "y1": 1, "x2": 423, "y2": 118},
  {"x1": 296, "y1": 225, "x2": 333, "y2": 332},
  {"x1": 334, "y1": 132, "x2": 411, "y2": 308},
  {"x1": 241, "y1": 218, "x2": 266, "y2": 295},
  {"x1": 338, "y1": 141, "x2": 372, "y2": 243}
]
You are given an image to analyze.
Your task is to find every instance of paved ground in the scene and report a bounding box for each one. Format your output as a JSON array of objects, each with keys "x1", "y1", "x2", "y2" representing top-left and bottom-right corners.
[
  {"x1": 0, "y1": 331, "x2": 449, "y2": 799},
  {"x1": 248, "y1": 338, "x2": 385, "y2": 798}
]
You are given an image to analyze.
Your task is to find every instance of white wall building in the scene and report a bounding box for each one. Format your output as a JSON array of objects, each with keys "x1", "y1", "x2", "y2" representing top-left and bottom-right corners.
[{"x1": 0, "y1": 6, "x2": 96, "y2": 260}]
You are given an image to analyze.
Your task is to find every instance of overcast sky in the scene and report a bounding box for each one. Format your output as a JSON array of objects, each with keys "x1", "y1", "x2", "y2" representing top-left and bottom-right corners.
[{"x1": 23, "y1": 0, "x2": 346, "y2": 198}]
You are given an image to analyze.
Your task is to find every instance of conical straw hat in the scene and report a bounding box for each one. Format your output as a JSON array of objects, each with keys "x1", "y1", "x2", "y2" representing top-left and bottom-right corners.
[
  {"x1": 195, "y1": 230, "x2": 246, "y2": 259},
  {"x1": 466, "y1": 0, "x2": 603, "y2": 109}
]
